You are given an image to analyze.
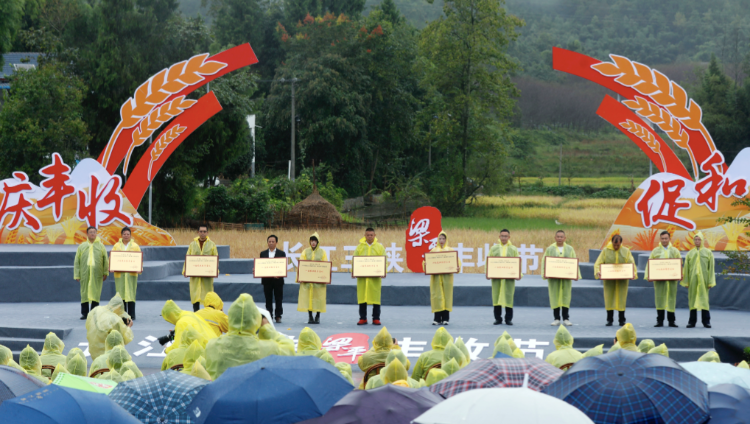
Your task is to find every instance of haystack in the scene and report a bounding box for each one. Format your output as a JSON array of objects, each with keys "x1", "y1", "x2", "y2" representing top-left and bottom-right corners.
[{"x1": 286, "y1": 187, "x2": 343, "y2": 227}]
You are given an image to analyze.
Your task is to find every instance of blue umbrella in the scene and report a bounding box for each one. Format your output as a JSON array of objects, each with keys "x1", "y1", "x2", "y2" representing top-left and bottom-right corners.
[
  {"x1": 0, "y1": 384, "x2": 139, "y2": 424},
  {"x1": 544, "y1": 349, "x2": 710, "y2": 424},
  {"x1": 493, "y1": 352, "x2": 512, "y2": 359},
  {"x1": 108, "y1": 370, "x2": 208, "y2": 424},
  {"x1": 0, "y1": 365, "x2": 45, "y2": 405},
  {"x1": 708, "y1": 384, "x2": 750, "y2": 424},
  {"x1": 188, "y1": 355, "x2": 353, "y2": 424}
]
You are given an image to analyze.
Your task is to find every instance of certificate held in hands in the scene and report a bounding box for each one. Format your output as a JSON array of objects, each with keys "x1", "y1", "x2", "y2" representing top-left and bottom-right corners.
[
  {"x1": 110, "y1": 251, "x2": 143, "y2": 273},
  {"x1": 185, "y1": 255, "x2": 219, "y2": 278},
  {"x1": 424, "y1": 251, "x2": 459, "y2": 275},
  {"x1": 254, "y1": 258, "x2": 288, "y2": 278},
  {"x1": 298, "y1": 260, "x2": 332, "y2": 284},
  {"x1": 647, "y1": 258, "x2": 683, "y2": 281},
  {"x1": 486, "y1": 257, "x2": 522, "y2": 280},
  {"x1": 600, "y1": 263, "x2": 635, "y2": 280},
  {"x1": 544, "y1": 257, "x2": 579, "y2": 280},
  {"x1": 352, "y1": 256, "x2": 386, "y2": 278}
]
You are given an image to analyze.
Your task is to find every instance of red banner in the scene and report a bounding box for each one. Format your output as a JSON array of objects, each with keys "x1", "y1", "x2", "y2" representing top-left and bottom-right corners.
[
  {"x1": 321, "y1": 333, "x2": 371, "y2": 364},
  {"x1": 405, "y1": 206, "x2": 443, "y2": 273}
]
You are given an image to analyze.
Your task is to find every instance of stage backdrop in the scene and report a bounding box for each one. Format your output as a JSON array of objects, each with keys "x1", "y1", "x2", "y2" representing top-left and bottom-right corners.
[{"x1": 0, "y1": 44, "x2": 258, "y2": 245}]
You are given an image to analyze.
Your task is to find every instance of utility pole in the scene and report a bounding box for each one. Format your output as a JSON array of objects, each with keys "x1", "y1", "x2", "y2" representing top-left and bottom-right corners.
[
  {"x1": 558, "y1": 144, "x2": 562, "y2": 186},
  {"x1": 246, "y1": 115, "x2": 260, "y2": 178}
]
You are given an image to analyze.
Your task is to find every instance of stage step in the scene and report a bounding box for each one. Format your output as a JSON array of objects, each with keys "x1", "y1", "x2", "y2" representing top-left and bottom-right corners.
[{"x1": 0, "y1": 326, "x2": 71, "y2": 362}]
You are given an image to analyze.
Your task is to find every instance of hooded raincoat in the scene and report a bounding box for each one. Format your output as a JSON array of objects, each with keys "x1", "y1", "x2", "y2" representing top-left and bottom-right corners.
[
  {"x1": 645, "y1": 243, "x2": 682, "y2": 312},
  {"x1": 183, "y1": 236, "x2": 219, "y2": 305},
  {"x1": 161, "y1": 300, "x2": 217, "y2": 354},
  {"x1": 594, "y1": 242, "x2": 636, "y2": 311},
  {"x1": 354, "y1": 236, "x2": 386, "y2": 305},
  {"x1": 681, "y1": 232, "x2": 716, "y2": 311},
  {"x1": 426, "y1": 368, "x2": 448, "y2": 386},
  {"x1": 336, "y1": 362, "x2": 354, "y2": 385},
  {"x1": 196, "y1": 292, "x2": 229, "y2": 336},
  {"x1": 296, "y1": 327, "x2": 322, "y2": 355},
  {"x1": 442, "y1": 358, "x2": 460, "y2": 376},
  {"x1": 442, "y1": 341, "x2": 467, "y2": 368},
  {"x1": 74, "y1": 236, "x2": 109, "y2": 304},
  {"x1": 541, "y1": 242, "x2": 581, "y2": 309},
  {"x1": 583, "y1": 345, "x2": 603, "y2": 358},
  {"x1": 90, "y1": 330, "x2": 124, "y2": 375},
  {"x1": 488, "y1": 240, "x2": 521, "y2": 307},
  {"x1": 162, "y1": 327, "x2": 200, "y2": 371},
  {"x1": 545, "y1": 325, "x2": 583, "y2": 368},
  {"x1": 423, "y1": 231, "x2": 461, "y2": 313},
  {"x1": 616, "y1": 323, "x2": 638, "y2": 352},
  {"x1": 19, "y1": 345, "x2": 47, "y2": 384},
  {"x1": 297, "y1": 232, "x2": 328, "y2": 313},
  {"x1": 40, "y1": 332, "x2": 67, "y2": 378},
  {"x1": 638, "y1": 339, "x2": 655, "y2": 354},
  {"x1": 112, "y1": 238, "x2": 141, "y2": 302},
  {"x1": 106, "y1": 346, "x2": 131, "y2": 374},
  {"x1": 454, "y1": 337, "x2": 471, "y2": 367},
  {"x1": 649, "y1": 344, "x2": 669, "y2": 357},
  {"x1": 67, "y1": 354, "x2": 88, "y2": 377},
  {"x1": 358, "y1": 327, "x2": 394, "y2": 369},
  {"x1": 698, "y1": 351, "x2": 720, "y2": 363},
  {"x1": 0, "y1": 345, "x2": 25, "y2": 372},
  {"x1": 737, "y1": 361, "x2": 749, "y2": 369},
  {"x1": 85, "y1": 294, "x2": 133, "y2": 360},
  {"x1": 204, "y1": 294, "x2": 295, "y2": 379},
  {"x1": 411, "y1": 327, "x2": 452, "y2": 381},
  {"x1": 181, "y1": 340, "x2": 205, "y2": 375}
]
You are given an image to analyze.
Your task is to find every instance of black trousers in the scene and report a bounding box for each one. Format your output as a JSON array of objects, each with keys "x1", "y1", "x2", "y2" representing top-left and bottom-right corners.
[
  {"x1": 359, "y1": 303, "x2": 381, "y2": 320},
  {"x1": 263, "y1": 282, "x2": 284, "y2": 318},
  {"x1": 493, "y1": 306, "x2": 513, "y2": 322},
  {"x1": 433, "y1": 310, "x2": 450, "y2": 323},
  {"x1": 553, "y1": 307, "x2": 569, "y2": 321},
  {"x1": 688, "y1": 309, "x2": 711, "y2": 325}
]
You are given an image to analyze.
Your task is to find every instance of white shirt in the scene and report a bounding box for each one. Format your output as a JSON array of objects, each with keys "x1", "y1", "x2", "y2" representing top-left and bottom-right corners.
[{"x1": 268, "y1": 249, "x2": 276, "y2": 258}]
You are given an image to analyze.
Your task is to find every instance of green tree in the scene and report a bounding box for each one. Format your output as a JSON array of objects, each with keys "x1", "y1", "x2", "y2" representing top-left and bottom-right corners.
[
  {"x1": 0, "y1": 0, "x2": 25, "y2": 69},
  {"x1": 0, "y1": 62, "x2": 91, "y2": 182},
  {"x1": 417, "y1": 0, "x2": 523, "y2": 213}
]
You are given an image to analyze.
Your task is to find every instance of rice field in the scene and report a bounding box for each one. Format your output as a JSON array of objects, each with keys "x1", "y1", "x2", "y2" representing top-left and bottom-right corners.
[
  {"x1": 169, "y1": 227, "x2": 605, "y2": 275},
  {"x1": 472, "y1": 195, "x2": 564, "y2": 208},
  {"x1": 519, "y1": 176, "x2": 644, "y2": 188}
]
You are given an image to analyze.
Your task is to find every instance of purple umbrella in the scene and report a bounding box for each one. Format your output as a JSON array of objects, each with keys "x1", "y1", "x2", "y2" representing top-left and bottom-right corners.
[{"x1": 298, "y1": 384, "x2": 443, "y2": 424}]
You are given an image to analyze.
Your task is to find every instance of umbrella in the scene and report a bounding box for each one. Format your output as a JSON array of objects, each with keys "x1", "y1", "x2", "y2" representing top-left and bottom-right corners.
[
  {"x1": 429, "y1": 358, "x2": 563, "y2": 398},
  {"x1": 298, "y1": 383, "x2": 443, "y2": 424},
  {"x1": 492, "y1": 352, "x2": 512, "y2": 359},
  {"x1": 0, "y1": 384, "x2": 140, "y2": 424},
  {"x1": 52, "y1": 372, "x2": 118, "y2": 395},
  {"x1": 413, "y1": 388, "x2": 594, "y2": 424},
  {"x1": 108, "y1": 370, "x2": 208, "y2": 424},
  {"x1": 188, "y1": 355, "x2": 353, "y2": 424},
  {"x1": 708, "y1": 384, "x2": 750, "y2": 424},
  {"x1": 681, "y1": 362, "x2": 750, "y2": 390},
  {"x1": 0, "y1": 365, "x2": 45, "y2": 405},
  {"x1": 544, "y1": 349, "x2": 709, "y2": 424}
]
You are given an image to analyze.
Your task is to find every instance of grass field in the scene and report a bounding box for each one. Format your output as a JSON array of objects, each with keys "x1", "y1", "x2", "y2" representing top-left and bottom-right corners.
[{"x1": 519, "y1": 177, "x2": 645, "y2": 188}]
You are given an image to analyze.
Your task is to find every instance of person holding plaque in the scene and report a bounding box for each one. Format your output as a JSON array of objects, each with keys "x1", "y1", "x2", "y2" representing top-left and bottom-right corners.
[
  {"x1": 355, "y1": 228, "x2": 386, "y2": 326},
  {"x1": 183, "y1": 225, "x2": 218, "y2": 312},
  {"x1": 681, "y1": 232, "x2": 716, "y2": 328},
  {"x1": 112, "y1": 227, "x2": 141, "y2": 320},
  {"x1": 594, "y1": 234, "x2": 636, "y2": 327},
  {"x1": 297, "y1": 232, "x2": 328, "y2": 324},
  {"x1": 488, "y1": 229, "x2": 519, "y2": 325},
  {"x1": 423, "y1": 231, "x2": 461, "y2": 325},
  {"x1": 260, "y1": 235, "x2": 286, "y2": 323},
  {"x1": 646, "y1": 231, "x2": 682, "y2": 327},
  {"x1": 74, "y1": 226, "x2": 109, "y2": 320},
  {"x1": 541, "y1": 230, "x2": 580, "y2": 326}
]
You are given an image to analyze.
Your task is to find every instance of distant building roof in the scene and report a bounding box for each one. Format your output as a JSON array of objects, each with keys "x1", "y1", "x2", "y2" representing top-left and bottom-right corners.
[{"x1": 1, "y1": 52, "x2": 41, "y2": 83}]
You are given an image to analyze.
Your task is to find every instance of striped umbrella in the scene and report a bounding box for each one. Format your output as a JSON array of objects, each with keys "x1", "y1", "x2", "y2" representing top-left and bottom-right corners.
[{"x1": 428, "y1": 358, "x2": 563, "y2": 399}]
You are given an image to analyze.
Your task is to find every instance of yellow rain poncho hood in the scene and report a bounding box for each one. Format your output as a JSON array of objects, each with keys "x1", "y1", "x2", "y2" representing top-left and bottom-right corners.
[
  {"x1": 649, "y1": 344, "x2": 669, "y2": 357},
  {"x1": 492, "y1": 338, "x2": 513, "y2": 358},
  {"x1": 162, "y1": 327, "x2": 200, "y2": 371},
  {"x1": 67, "y1": 354, "x2": 88, "y2": 377},
  {"x1": 204, "y1": 294, "x2": 296, "y2": 379},
  {"x1": 19, "y1": 345, "x2": 44, "y2": 381},
  {"x1": 191, "y1": 361, "x2": 212, "y2": 380},
  {"x1": 454, "y1": 337, "x2": 471, "y2": 367},
  {"x1": 698, "y1": 351, "x2": 721, "y2": 363},
  {"x1": 66, "y1": 348, "x2": 86, "y2": 364},
  {"x1": 616, "y1": 324, "x2": 638, "y2": 352},
  {"x1": 609, "y1": 342, "x2": 621, "y2": 353},
  {"x1": 89, "y1": 329, "x2": 125, "y2": 374},
  {"x1": 737, "y1": 361, "x2": 749, "y2": 369},
  {"x1": 86, "y1": 294, "x2": 133, "y2": 360},
  {"x1": 431, "y1": 327, "x2": 452, "y2": 350},
  {"x1": 335, "y1": 362, "x2": 354, "y2": 385},
  {"x1": 638, "y1": 339, "x2": 656, "y2": 354},
  {"x1": 297, "y1": 327, "x2": 322, "y2": 354},
  {"x1": 314, "y1": 350, "x2": 335, "y2": 366},
  {"x1": 121, "y1": 361, "x2": 143, "y2": 379},
  {"x1": 382, "y1": 358, "x2": 408, "y2": 384},
  {"x1": 162, "y1": 300, "x2": 217, "y2": 354},
  {"x1": 107, "y1": 345, "x2": 131, "y2": 373},
  {"x1": 410, "y1": 327, "x2": 452, "y2": 381},
  {"x1": 197, "y1": 292, "x2": 229, "y2": 336},
  {"x1": 583, "y1": 345, "x2": 604, "y2": 358},
  {"x1": 442, "y1": 341, "x2": 466, "y2": 368},
  {"x1": 553, "y1": 325, "x2": 574, "y2": 350},
  {"x1": 51, "y1": 364, "x2": 68, "y2": 381},
  {"x1": 40, "y1": 332, "x2": 66, "y2": 378},
  {"x1": 358, "y1": 327, "x2": 393, "y2": 371},
  {"x1": 181, "y1": 340, "x2": 205, "y2": 375},
  {"x1": 426, "y1": 368, "x2": 448, "y2": 385},
  {"x1": 545, "y1": 325, "x2": 583, "y2": 368},
  {"x1": 386, "y1": 349, "x2": 411, "y2": 371},
  {"x1": 442, "y1": 358, "x2": 460, "y2": 376},
  {"x1": 1, "y1": 345, "x2": 25, "y2": 373}
]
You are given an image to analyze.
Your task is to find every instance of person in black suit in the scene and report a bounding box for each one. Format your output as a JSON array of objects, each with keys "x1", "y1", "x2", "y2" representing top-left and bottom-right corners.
[{"x1": 260, "y1": 235, "x2": 286, "y2": 323}]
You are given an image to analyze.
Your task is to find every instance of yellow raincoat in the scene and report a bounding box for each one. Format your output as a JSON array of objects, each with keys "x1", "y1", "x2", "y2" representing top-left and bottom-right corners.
[
  {"x1": 162, "y1": 327, "x2": 200, "y2": 371},
  {"x1": 191, "y1": 361, "x2": 212, "y2": 381},
  {"x1": 545, "y1": 325, "x2": 583, "y2": 368},
  {"x1": 19, "y1": 345, "x2": 47, "y2": 384},
  {"x1": 90, "y1": 330, "x2": 123, "y2": 375},
  {"x1": 583, "y1": 345, "x2": 604, "y2": 358},
  {"x1": 491, "y1": 332, "x2": 525, "y2": 359},
  {"x1": 541, "y1": 243, "x2": 581, "y2": 309},
  {"x1": 493, "y1": 338, "x2": 513, "y2": 357},
  {"x1": 649, "y1": 344, "x2": 669, "y2": 357},
  {"x1": 121, "y1": 361, "x2": 143, "y2": 379},
  {"x1": 51, "y1": 364, "x2": 68, "y2": 381},
  {"x1": 594, "y1": 242, "x2": 636, "y2": 311},
  {"x1": 645, "y1": 243, "x2": 682, "y2": 312},
  {"x1": 442, "y1": 358, "x2": 460, "y2": 376},
  {"x1": 488, "y1": 240, "x2": 521, "y2": 307},
  {"x1": 297, "y1": 232, "x2": 328, "y2": 313},
  {"x1": 426, "y1": 368, "x2": 448, "y2": 385},
  {"x1": 358, "y1": 327, "x2": 394, "y2": 369},
  {"x1": 616, "y1": 324, "x2": 638, "y2": 352},
  {"x1": 354, "y1": 237, "x2": 386, "y2": 304},
  {"x1": 112, "y1": 238, "x2": 141, "y2": 302},
  {"x1": 423, "y1": 231, "x2": 461, "y2": 313},
  {"x1": 106, "y1": 346, "x2": 131, "y2": 374},
  {"x1": 681, "y1": 232, "x2": 716, "y2": 311},
  {"x1": 183, "y1": 237, "x2": 219, "y2": 305},
  {"x1": 296, "y1": 327, "x2": 322, "y2": 355},
  {"x1": 67, "y1": 354, "x2": 87, "y2": 377},
  {"x1": 411, "y1": 327, "x2": 452, "y2": 381},
  {"x1": 336, "y1": 362, "x2": 354, "y2": 385},
  {"x1": 454, "y1": 337, "x2": 471, "y2": 367},
  {"x1": 40, "y1": 332, "x2": 67, "y2": 378},
  {"x1": 85, "y1": 294, "x2": 133, "y2": 360},
  {"x1": 196, "y1": 292, "x2": 229, "y2": 336},
  {"x1": 0, "y1": 344, "x2": 26, "y2": 372},
  {"x1": 638, "y1": 339, "x2": 655, "y2": 354},
  {"x1": 204, "y1": 294, "x2": 295, "y2": 379},
  {"x1": 180, "y1": 340, "x2": 205, "y2": 375},
  {"x1": 442, "y1": 341, "x2": 467, "y2": 368},
  {"x1": 737, "y1": 361, "x2": 749, "y2": 369},
  {"x1": 698, "y1": 351, "x2": 720, "y2": 363},
  {"x1": 74, "y1": 236, "x2": 109, "y2": 304},
  {"x1": 161, "y1": 300, "x2": 217, "y2": 354}
]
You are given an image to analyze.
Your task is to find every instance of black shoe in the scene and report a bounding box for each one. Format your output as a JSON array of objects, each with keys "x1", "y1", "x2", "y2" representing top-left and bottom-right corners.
[
  {"x1": 314, "y1": 313, "x2": 320, "y2": 324},
  {"x1": 669, "y1": 322, "x2": 678, "y2": 327},
  {"x1": 703, "y1": 323, "x2": 711, "y2": 328},
  {"x1": 619, "y1": 322, "x2": 626, "y2": 327},
  {"x1": 308, "y1": 318, "x2": 315, "y2": 324},
  {"x1": 80, "y1": 315, "x2": 86, "y2": 320},
  {"x1": 606, "y1": 321, "x2": 613, "y2": 326},
  {"x1": 654, "y1": 322, "x2": 664, "y2": 327},
  {"x1": 505, "y1": 321, "x2": 513, "y2": 326},
  {"x1": 493, "y1": 320, "x2": 502, "y2": 325},
  {"x1": 687, "y1": 323, "x2": 696, "y2": 328}
]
